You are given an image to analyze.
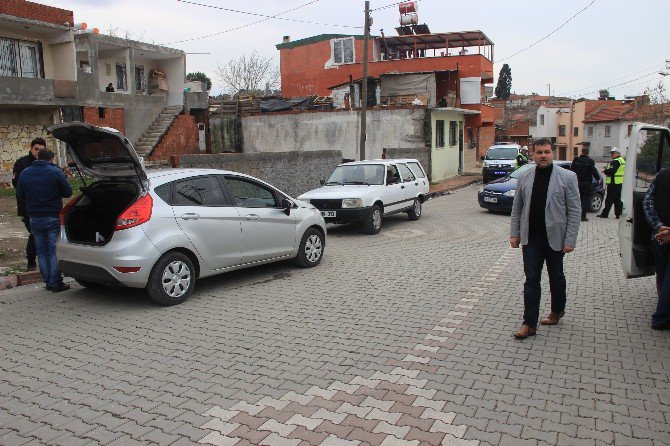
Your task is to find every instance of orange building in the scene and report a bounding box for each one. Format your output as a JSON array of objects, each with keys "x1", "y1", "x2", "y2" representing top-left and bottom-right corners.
[{"x1": 276, "y1": 31, "x2": 496, "y2": 157}]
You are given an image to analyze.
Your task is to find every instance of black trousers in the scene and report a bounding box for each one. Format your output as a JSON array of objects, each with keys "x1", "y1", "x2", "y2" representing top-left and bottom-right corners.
[
  {"x1": 22, "y1": 216, "x2": 37, "y2": 264},
  {"x1": 521, "y1": 234, "x2": 566, "y2": 328},
  {"x1": 578, "y1": 181, "x2": 591, "y2": 218},
  {"x1": 601, "y1": 183, "x2": 622, "y2": 217}
]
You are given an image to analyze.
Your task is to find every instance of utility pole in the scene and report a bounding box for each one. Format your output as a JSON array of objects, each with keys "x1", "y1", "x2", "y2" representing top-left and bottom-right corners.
[
  {"x1": 547, "y1": 83, "x2": 551, "y2": 97},
  {"x1": 359, "y1": 1, "x2": 370, "y2": 161}
]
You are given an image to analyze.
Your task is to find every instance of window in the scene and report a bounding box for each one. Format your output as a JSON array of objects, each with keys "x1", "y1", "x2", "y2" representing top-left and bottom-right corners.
[
  {"x1": 605, "y1": 125, "x2": 611, "y2": 137},
  {"x1": 116, "y1": 62, "x2": 127, "y2": 90},
  {"x1": 449, "y1": 121, "x2": 457, "y2": 146},
  {"x1": 587, "y1": 126, "x2": 593, "y2": 137},
  {"x1": 627, "y1": 124, "x2": 633, "y2": 137},
  {"x1": 226, "y1": 177, "x2": 278, "y2": 208},
  {"x1": 539, "y1": 114, "x2": 545, "y2": 125},
  {"x1": 332, "y1": 37, "x2": 354, "y2": 64},
  {"x1": 559, "y1": 125, "x2": 566, "y2": 137},
  {"x1": 407, "y1": 162, "x2": 426, "y2": 179},
  {"x1": 397, "y1": 163, "x2": 415, "y2": 182},
  {"x1": 635, "y1": 129, "x2": 670, "y2": 189},
  {"x1": 603, "y1": 146, "x2": 611, "y2": 157},
  {"x1": 386, "y1": 165, "x2": 401, "y2": 185},
  {"x1": 173, "y1": 176, "x2": 227, "y2": 206},
  {"x1": 0, "y1": 37, "x2": 41, "y2": 78},
  {"x1": 573, "y1": 127, "x2": 579, "y2": 137},
  {"x1": 98, "y1": 107, "x2": 105, "y2": 119},
  {"x1": 436, "y1": 120, "x2": 445, "y2": 148},
  {"x1": 134, "y1": 65, "x2": 145, "y2": 91}
]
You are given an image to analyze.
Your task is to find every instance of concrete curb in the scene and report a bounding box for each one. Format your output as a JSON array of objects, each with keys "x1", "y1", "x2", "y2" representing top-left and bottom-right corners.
[
  {"x1": 428, "y1": 177, "x2": 481, "y2": 200},
  {"x1": 0, "y1": 270, "x2": 42, "y2": 291}
]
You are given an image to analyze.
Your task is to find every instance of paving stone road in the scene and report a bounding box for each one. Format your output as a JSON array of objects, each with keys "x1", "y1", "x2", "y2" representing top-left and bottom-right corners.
[{"x1": 1, "y1": 184, "x2": 669, "y2": 446}]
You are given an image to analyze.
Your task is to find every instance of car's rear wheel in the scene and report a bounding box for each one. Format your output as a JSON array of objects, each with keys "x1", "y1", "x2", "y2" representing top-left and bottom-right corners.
[
  {"x1": 146, "y1": 252, "x2": 195, "y2": 306},
  {"x1": 363, "y1": 205, "x2": 383, "y2": 234},
  {"x1": 407, "y1": 198, "x2": 422, "y2": 220},
  {"x1": 590, "y1": 193, "x2": 604, "y2": 213},
  {"x1": 295, "y1": 228, "x2": 324, "y2": 268}
]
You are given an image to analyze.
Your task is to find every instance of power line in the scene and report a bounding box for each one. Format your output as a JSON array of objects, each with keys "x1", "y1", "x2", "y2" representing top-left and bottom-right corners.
[
  {"x1": 497, "y1": 0, "x2": 596, "y2": 63},
  {"x1": 569, "y1": 72, "x2": 661, "y2": 98},
  {"x1": 561, "y1": 62, "x2": 667, "y2": 97}
]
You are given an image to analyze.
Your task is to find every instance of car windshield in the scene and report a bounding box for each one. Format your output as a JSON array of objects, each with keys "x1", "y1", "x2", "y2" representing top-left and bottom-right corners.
[
  {"x1": 509, "y1": 163, "x2": 533, "y2": 178},
  {"x1": 485, "y1": 147, "x2": 518, "y2": 160},
  {"x1": 325, "y1": 164, "x2": 385, "y2": 185}
]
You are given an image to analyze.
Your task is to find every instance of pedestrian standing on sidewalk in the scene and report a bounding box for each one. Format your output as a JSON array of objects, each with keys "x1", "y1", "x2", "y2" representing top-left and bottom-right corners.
[
  {"x1": 643, "y1": 167, "x2": 670, "y2": 331},
  {"x1": 11, "y1": 137, "x2": 45, "y2": 271},
  {"x1": 510, "y1": 138, "x2": 581, "y2": 339},
  {"x1": 598, "y1": 147, "x2": 626, "y2": 219},
  {"x1": 16, "y1": 148, "x2": 72, "y2": 293},
  {"x1": 571, "y1": 146, "x2": 601, "y2": 221}
]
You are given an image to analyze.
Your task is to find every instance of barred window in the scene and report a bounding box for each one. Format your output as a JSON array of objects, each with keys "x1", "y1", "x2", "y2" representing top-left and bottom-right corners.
[{"x1": 0, "y1": 37, "x2": 41, "y2": 78}]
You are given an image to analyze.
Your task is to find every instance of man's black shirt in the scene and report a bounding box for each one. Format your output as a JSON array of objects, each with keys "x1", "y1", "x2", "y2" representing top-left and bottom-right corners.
[
  {"x1": 529, "y1": 164, "x2": 553, "y2": 238},
  {"x1": 12, "y1": 152, "x2": 36, "y2": 217}
]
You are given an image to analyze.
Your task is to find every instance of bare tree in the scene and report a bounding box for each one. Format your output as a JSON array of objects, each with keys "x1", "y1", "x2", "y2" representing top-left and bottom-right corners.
[{"x1": 216, "y1": 50, "x2": 280, "y2": 95}]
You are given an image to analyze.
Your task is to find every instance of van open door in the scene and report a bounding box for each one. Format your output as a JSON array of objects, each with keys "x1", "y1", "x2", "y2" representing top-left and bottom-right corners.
[{"x1": 619, "y1": 123, "x2": 670, "y2": 278}]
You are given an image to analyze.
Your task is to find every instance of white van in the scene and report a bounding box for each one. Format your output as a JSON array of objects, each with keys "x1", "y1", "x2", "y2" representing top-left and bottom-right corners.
[{"x1": 619, "y1": 123, "x2": 670, "y2": 278}]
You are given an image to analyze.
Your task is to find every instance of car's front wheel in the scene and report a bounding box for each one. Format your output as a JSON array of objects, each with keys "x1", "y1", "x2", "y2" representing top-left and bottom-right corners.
[
  {"x1": 363, "y1": 205, "x2": 383, "y2": 234},
  {"x1": 295, "y1": 228, "x2": 324, "y2": 268},
  {"x1": 407, "y1": 198, "x2": 422, "y2": 220},
  {"x1": 590, "y1": 193, "x2": 604, "y2": 213},
  {"x1": 146, "y1": 252, "x2": 195, "y2": 306}
]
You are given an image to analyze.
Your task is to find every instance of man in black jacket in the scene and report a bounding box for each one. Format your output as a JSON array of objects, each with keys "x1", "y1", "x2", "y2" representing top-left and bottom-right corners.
[
  {"x1": 11, "y1": 137, "x2": 45, "y2": 270},
  {"x1": 571, "y1": 147, "x2": 601, "y2": 221}
]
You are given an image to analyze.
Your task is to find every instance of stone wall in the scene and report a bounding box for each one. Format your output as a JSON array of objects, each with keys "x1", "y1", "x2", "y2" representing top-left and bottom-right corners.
[
  {"x1": 0, "y1": 125, "x2": 59, "y2": 173},
  {"x1": 148, "y1": 115, "x2": 199, "y2": 161},
  {"x1": 180, "y1": 150, "x2": 342, "y2": 197}
]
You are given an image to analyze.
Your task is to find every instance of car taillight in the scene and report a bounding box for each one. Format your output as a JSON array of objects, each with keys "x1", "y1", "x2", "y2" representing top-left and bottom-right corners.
[
  {"x1": 60, "y1": 195, "x2": 81, "y2": 225},
  {"x1": 115, "y1": 194, "x2": 153, "y2": 231}
]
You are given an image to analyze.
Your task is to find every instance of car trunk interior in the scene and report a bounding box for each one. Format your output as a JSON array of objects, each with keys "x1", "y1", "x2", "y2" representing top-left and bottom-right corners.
[{"x1": 65, "y1": 181, "x2": 139, "y2": 245}]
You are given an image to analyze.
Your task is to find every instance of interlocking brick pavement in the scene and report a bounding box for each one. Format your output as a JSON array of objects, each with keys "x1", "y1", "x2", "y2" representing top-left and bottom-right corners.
[{"x1": 1, "y1": 184, "x2": 669, "y2": 445}]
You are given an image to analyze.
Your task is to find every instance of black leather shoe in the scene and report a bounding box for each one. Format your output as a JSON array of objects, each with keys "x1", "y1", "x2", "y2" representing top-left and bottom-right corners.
[
  {"x1": 597, "y1": 214, "x2": 608, "y2": 218},
  {"x1": 26, "y1": 262, "x2": 37, "y2": 271},
  {"x1": 651, "y1": 321, "x2": 670, "y2": 331},
  {"x1": 581, "y1": 216, "x2": 589, "y2": 222},
  {"x1": 45, "y1": 285, "x2": 52, "y2": 291},
  {"x1": 51, "y1": 283, "x2": 70, "y2": 293}
]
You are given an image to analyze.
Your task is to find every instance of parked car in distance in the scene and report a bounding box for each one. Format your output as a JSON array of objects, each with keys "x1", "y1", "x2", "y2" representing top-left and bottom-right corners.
[
  {"x1": 50, "y1": 123, "x2": 327, "y2": 306},
  {"x1": 297, "y1": 159, "x2": 429, "y2": 234},
  {"x1": 481, "y1": 142, "x2": 522, "y2": 183},
  {"x1": 478, "y1": 161, "x2": 605, "y2": 214}
]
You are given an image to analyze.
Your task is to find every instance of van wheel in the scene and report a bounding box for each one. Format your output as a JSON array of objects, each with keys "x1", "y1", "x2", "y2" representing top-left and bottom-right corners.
[
  {"x1": 74, "y1": 278, "x2": 103, "y2": 288},
  {"x1": 590, "y1": 193, "x2": 604, "y2": 213},
  {"x1": 363, "y1": 205, "x2": 383, "y2": 235},
  {"x1": 146, "y1": 252, "x2": 195, "y2": 306},
  {"x1": 295, "y1": 228, "x2": 324, "y2": 268},
  {"x1": 407, "y1": 198, "x2": 422, "y2": 220}
]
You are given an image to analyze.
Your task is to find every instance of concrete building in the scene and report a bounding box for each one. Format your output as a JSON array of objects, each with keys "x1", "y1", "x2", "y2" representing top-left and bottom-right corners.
[
  {"x1": 1, "y1": 0, "x2": 205, "y2": 177},
  {"x1": 431, "y1": 107, "x2": 479, "y2": 180},
  {"x1": 529, "y1": 104, "x2": 570, "y2": 144},
  {"x1": 275, "y1": 31, "x2": 496, "y2": 158}
]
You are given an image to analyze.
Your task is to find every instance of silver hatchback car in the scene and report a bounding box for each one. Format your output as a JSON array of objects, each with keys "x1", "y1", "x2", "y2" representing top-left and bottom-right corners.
[{"x1": 50, "y1": 123, "x2": 326, "y2": 305}]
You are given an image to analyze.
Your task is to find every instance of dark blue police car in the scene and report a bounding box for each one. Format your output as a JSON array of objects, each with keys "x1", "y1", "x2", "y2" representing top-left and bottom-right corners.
[{"x1": 477, "y1": 162, "x2": 605, "y2": 214}]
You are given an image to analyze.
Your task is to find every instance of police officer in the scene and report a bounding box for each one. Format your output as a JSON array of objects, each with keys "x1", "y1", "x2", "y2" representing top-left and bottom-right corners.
[
  {"x1": 12, "y1": 137, "x2": 45, "y2": 270},
  {"x1": 571, "y1": 147, "x2": 601, "y2": 221},
  {"x1": 598, "y1": 147, "x2": 626, "y2": 219},
  {"x1": 516, "y1": 146, "x2": 529, "y2": 169}
]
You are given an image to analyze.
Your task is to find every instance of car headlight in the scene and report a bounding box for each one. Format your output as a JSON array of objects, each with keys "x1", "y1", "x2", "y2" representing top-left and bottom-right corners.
[
  {"x1": 503, "y1": 189, "x2": 516, "y2": 197},
  {"x1": 341, "y1": 198, "x2": 363, "y2": 208}
]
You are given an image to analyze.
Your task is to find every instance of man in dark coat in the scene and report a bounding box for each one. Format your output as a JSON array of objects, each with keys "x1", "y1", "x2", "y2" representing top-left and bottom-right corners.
[
  {"x1": 16, "y1": 148, "x2": 72, "y2": 292},
  {"x1": 11, "y1": 137, "x2": 45, "y2": 270},
  {"x1": 571, "y1": 147, "x2": 601, "y2": 221}
]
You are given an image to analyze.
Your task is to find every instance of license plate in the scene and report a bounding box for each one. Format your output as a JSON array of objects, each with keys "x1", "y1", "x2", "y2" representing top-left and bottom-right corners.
[
  {"x1": 483, "y1": 197, "x2": 498, "y2": 203},
  {"x1": 321, "y1": 211, "x2": 336, "y2": 217},
  {"x1": 493, "y1": 171, "x2": 507, "y2": 175}
]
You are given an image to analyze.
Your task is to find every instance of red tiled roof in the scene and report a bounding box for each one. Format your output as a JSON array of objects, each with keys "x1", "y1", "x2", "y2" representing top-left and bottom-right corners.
[
  {"x1": 583, "y1": 104, "x2": 633, "y2": 123},
  {"x1": 624, "y1": 103, "x2": 670, "y2": 120}
]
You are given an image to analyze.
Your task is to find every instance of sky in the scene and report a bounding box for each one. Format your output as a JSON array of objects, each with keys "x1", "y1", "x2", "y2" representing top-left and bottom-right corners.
[{"x1": 40, "y1": 0, "x2": 670, "y2": 99}]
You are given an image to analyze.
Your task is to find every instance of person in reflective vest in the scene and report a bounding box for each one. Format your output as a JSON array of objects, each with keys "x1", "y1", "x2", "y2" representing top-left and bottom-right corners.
[
  {"x1": 516, "y1": 146, "x2": 529, "y2": 169},
  {"x1": 598, "y1": 147, "x2": 626, "y2": 219}
]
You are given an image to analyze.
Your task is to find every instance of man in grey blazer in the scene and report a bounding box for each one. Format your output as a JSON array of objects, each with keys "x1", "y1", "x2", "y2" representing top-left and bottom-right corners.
[{"x1": 510, "y1": 138, "x2": 581, "y2": 339}]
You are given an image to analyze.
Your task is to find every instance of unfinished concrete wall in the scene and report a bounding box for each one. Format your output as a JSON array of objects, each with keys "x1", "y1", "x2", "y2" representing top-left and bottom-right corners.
[
  {"x1": 180, "y1": 150, "x2": 342, "y2": 197},
  {"x1": 241, "y1": 107, "x2": 427, "y2": 161}
]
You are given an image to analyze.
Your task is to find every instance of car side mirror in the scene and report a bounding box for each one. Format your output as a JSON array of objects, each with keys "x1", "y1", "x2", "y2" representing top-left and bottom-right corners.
[
  {"x1": 480, "y1": 156, "x2": 485, "y2": 161},
  {"x1": 320, "y1": 179, "x2": 325, "y2": 185},
  {"x1": 282, "y1": 198, "x2": 292, "y2": 216}
]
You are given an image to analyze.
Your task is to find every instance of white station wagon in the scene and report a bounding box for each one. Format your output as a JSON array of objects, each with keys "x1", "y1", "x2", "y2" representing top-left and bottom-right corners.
[{"x1": 298, "y1": 159, "x2": 430, "y2": 234}]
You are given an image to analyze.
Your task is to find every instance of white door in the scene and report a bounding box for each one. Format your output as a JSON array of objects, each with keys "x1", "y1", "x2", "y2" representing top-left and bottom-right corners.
[
  {"x1": 619, "y1": 124, "x2": 670, "y2": 278},
  {"x1": 384, "y1": 165, "x2": 406, "y2": 213},
  {"x1": 397, "y1": 163, "x2": 419, "y2": 206},
  {"x1": 224, "y1": 176, "x2": 297, "y2": 264},
  {"x1": 172, "y1": 175, "x2": 242, "y2": 270}
]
